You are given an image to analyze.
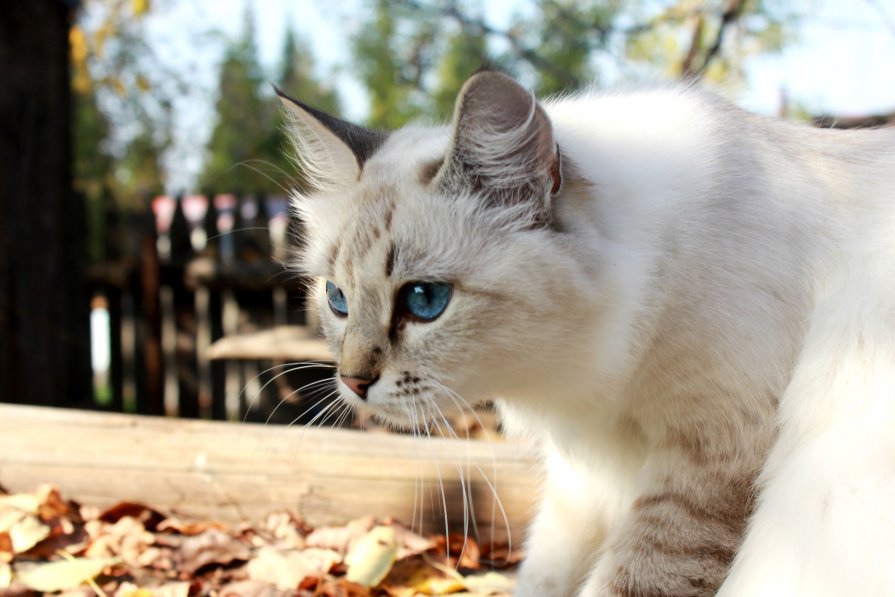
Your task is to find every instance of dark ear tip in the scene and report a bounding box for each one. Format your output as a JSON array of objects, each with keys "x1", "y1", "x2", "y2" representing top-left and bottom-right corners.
[{"x1": 272, "y1": 84, "x2": 299, "y2": 106}]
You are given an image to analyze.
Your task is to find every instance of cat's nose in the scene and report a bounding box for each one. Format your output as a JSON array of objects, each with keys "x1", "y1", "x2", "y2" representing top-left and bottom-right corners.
[{"x1": 340, "y1": 375, "x2": 378, "y2": 399}]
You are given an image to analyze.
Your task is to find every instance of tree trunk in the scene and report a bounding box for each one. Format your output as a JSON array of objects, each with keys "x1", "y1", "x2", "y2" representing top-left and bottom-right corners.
[{"x1": 0, "y1": 1, "x2": 92, "y2": 407}]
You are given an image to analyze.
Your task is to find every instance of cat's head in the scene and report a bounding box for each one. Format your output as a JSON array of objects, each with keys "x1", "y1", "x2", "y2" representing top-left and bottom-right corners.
[{"x1": 279, "y1": 72, "x2": 591, "y2": 427}]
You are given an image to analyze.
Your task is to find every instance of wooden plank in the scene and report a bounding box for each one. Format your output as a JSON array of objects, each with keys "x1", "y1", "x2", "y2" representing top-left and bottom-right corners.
[
  {"x1": 0, "y1": 405, "x2": 539, "y2": 543},
  {"x1": 206, "y1": 325, "x2": 333, "y2": 362}
]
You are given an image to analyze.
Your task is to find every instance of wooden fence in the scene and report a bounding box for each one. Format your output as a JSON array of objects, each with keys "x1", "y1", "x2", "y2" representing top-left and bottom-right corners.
[{"x1": 83, "y1": 193, "x2": 334, "y2": 424}]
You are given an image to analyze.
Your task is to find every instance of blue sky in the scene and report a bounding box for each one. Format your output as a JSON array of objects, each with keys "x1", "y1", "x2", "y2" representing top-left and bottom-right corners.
[{"x1": 140, "y1": 0, "x2": 895, "y2": 191}]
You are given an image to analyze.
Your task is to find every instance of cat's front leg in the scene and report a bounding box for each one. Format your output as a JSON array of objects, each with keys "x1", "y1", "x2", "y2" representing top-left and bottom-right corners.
[
  {"x1": 515, "y1": 449, "x2": 624, "y2": 597},
  {"x1": 575, "y1": 448, "x2": 763, "y2": 597}
]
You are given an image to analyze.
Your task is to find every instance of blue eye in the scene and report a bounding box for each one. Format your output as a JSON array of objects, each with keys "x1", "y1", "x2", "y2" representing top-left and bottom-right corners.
[
  {"x1": 399, "y1": 282, "x2": 452, "y2": 322},
  {"x1": 325, "y1": 280, "x2": 348, "y2": 317}
]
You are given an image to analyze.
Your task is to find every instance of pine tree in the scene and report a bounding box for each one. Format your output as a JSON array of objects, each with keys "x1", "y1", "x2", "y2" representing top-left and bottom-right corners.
[
  {"x1": 267, "y1": 26, "x2": 342, "y2": 193},
  {"x1": 352, "y1": 0, "x2": 433, "y2": 128},
  {"x1": 430, "y1": 29, "x2": 489, "y2": 120},
  {"x1": 199, "y1": 6, "x2": 273, "y2": 194}
]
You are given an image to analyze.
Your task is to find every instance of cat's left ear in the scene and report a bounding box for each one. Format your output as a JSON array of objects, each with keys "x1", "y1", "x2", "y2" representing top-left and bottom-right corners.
[
  {"x1": 275, "y1": 86, "x2": 388, "y2": 191},
  {"x1": 435, "y1": 71, "x2": 562, "y2": 222}
]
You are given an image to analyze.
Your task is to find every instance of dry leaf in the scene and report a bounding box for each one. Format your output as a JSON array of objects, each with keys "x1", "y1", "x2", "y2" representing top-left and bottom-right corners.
[
  {"x1": 218, "y1": 579, "x2": 297, "y2": 597},
  {"x1": 381, "y1": 556, "x2": 464, "y2": 596},
  {"x1": 0, "y1": 561, "x2": 11, "y2": 589},
  {"x1": 247, "y1": 546, "x2": 341, "y2": 590},
  {"x1": 0, "y1": 485, "x2": 517, "y2": 596},
  {"x1": 306, "y1": 516, "x2": 374, "y2": 554},
  {"x1": 0, "y1": 533, "x2": 12, "y2": 562},
  {"x1": 249, "y1": 511, "x2": 309, "y2": 550},
  {"x1": 309, "y1": 578, "x2": 371, "y2": 597},
  {"x1": 344, "y1": 526, "x2": 398, "y2": 588},
  {"x1": 177, "y1": 528, "x2": 250, "y2": 574},
  {"x1": 15, "y1": 557, "x2": 118, "y2": 592},
  {"x1": 85, "y1": 516, "x2": 154, "y2": 565},
  {"x1": 389, "y1": 523, "x2": 437, "y2": 559},
  {"x1": 149, "y1": 581, "x2": 190, "y2": 597},
  {"x1": 35, "y1": 485, "x2": 74, "y2": 522},
  {"x1": 99, "y1": 502, "x2": 165, "y2": 531},
  {"x1": 7, "y1": 513, "x2": 51, "y2": 553},
  {"x1": 113, "y1": 581, "x2": 150, "y2": 597},
  {"x1": 460, "y1": 571, "x2": 515, "y2": 595},
  {"x1": 156, "y1": 516, "x2": 226, "y2": 537}
]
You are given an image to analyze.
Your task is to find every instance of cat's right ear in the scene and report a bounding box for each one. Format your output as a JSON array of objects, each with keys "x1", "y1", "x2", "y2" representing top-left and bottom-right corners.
[
  {"x1": 275, "y1": 86, "x2": 388, "y2": 191},
  {"x1": 435, "y1": 71, "x2": 561, "y2": 222}
]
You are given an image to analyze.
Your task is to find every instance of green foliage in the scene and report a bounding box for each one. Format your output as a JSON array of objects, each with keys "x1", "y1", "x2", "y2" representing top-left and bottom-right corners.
[
  {"x1": 200, "y1": 11, "x2": 344, "y2": 195},
  {"x1": 199, "y1": 7, "x2": 274, "y2": 194},
  {"x1": 266, "y1": 28, "x2": 342, "y2": 193},
  {"x1": 350, "y1": 0, "x2": 799, "y2": 126},
  {"x1": 623, "y1": 0, "x2": 798, "y2": 84},
  {"x1": 530, "y1": 0, "x2": 622, "y2": 95},
  {"x1": 352, "y1": 0, "x2": 434, "y2": 128},
  {"x1": 115, "y1": 124, "x2": 167, "y2": 198},
  {"x1": 72, "y1": 87, "x2": 114, "y2": 202},
  {"x1": 73, "y1": 0, "x2": 174, "y2": 197},
  {"x1": 431, "y1": 30, "x2": 489, "y2": 120}
]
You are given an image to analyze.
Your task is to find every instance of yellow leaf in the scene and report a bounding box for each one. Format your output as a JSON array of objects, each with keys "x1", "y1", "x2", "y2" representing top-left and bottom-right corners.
[
  {"x1": 73, "y1": 68, "x2": 92, "y2": 95},
  {"x1": 0, "y1": 562, "x2": 10, "y2": 589},
  {"x1": 461, "y1": 571, "x2": 516, "y2": 594},
  {"x1": 8, "y1": 514, "x2": 50, "y2": 553},
  {"x1": 93, "y1": 21, "x2": 115, "y2": 60},
  {"x1": 69, "y1": 25, "x2": 88, "y2": 63},
  {"x1": 382, "y1": 557, "x2": 464, "y2": 596},
  {"x1": 15, "y1": 557, "x2": 119, "y2": 593},
  {"x1": 344, "y1": 526, "x2": 397, "y2": 588},
  {"x1": 132, "y1": 0, "x2": 150, "y2": 16},
  {"x1": 136, "y1": 75, "x2": 151, "y2": 92},
  {"x1": 111, "y1": 77, "x2": 126, "y2": 97}
]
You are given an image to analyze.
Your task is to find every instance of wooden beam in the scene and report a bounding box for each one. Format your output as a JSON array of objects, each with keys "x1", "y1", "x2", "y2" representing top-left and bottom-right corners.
[
  {"x1": 206, "y1": 325, "x2": 333, "y2": 362},
  {"x1": 0, "y1": 405, "x2": 539, "y2": 543}
]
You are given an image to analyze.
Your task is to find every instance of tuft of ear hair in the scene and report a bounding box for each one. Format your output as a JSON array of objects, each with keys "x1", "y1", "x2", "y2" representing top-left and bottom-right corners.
[
  {"x1": 275, "y1": 85, "x2": 388, "y2": 191},
  {"x1": 435, "y1": 71, "x2": 561, "y2": 219}
]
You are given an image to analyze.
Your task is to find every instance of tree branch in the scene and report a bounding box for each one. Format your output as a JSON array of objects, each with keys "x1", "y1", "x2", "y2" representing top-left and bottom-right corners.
[{"x1": 680, "y1": 0, "x2": 747, "y2": 79}]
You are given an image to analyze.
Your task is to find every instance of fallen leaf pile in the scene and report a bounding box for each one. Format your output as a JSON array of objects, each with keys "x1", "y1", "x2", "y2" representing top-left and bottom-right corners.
[{"x1": 0, "y1": 485, "x2": 520, "y2": 596}]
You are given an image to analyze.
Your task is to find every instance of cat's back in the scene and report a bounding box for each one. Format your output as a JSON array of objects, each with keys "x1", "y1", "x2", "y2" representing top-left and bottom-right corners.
[{"x1": 545, "y1": 84, "x2": 895, "y2": 243}]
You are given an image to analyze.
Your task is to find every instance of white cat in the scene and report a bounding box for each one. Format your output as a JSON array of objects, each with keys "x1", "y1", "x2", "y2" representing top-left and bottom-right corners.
[{"x1": 277, "y1": 71, "x2": 895, "y2": 596}]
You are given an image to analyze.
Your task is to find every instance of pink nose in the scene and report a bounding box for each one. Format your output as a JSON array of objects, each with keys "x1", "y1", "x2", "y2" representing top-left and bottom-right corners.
[{"x1": 341, "y1": 375, "x2": 377, "y2": 399}]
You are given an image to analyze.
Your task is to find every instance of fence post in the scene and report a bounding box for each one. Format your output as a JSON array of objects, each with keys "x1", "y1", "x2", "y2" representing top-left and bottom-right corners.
[
  {"x1": 169, "y1": 196, "x2": 200, "y2": 418},
  {"x1": 136, "y1": 204, "x2": 164, "y2": 415}
]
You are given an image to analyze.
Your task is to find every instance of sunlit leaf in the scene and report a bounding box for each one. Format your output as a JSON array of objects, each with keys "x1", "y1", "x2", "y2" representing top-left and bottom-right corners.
[
  {"x1": 111, "y1": 77, "x2": 127, "y2": 97},
  {"x1": 133, "y1": 0, "x2": 150, "y2": 16},
  {"x1": 8, "y1": 514, "x2": 51, "y2": 553},
  {"x1": 461, "y1": 571, "x2": 516, "y2": 594},
  {"x1": 15, "y1": 557, "x2": 118, "y2": 592},
  {"x1": 344, "y1": 526, "x2": 397, "y2": 588},
  {"x1": 69, "y1": 25, "x2": 88, "y2": 63},
  {"x1": 0, "y1": 562, "x2": 10, "y2": 589},
  {"x1": 381, "y1": 557, "x2": 464, "y2": 596},
  {"x1": 248, "y1": 546, "x2": 341, "y2": 590}
]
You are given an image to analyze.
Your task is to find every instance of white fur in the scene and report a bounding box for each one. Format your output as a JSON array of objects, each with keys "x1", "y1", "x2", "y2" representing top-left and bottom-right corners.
[{"x1": 288, "y1": 82, "x2": 895, "y2": 596}]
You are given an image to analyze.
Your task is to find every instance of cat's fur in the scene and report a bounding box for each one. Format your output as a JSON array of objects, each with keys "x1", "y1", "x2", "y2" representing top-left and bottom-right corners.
[{"x1": 278, "y1": 72, "x2": 895, "y2": 596}]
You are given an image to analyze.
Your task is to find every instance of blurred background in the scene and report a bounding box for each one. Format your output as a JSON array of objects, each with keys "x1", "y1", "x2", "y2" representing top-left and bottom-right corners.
[{"x1": 1, "y1": 0, "x2": 894, "y2": 424}]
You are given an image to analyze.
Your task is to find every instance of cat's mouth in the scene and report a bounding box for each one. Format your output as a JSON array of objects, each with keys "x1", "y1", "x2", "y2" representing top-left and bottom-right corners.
[{"x1": 341, "y1": 385, "x2": 462, "y2": 431}]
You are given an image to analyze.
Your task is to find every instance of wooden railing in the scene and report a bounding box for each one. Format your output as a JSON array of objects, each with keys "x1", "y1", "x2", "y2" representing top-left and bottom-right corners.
[{"x1": 84, "y1": 193, "x2": 335, "y2": 424}]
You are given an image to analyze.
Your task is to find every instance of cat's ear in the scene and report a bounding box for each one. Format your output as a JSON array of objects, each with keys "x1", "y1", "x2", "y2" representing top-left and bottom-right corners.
[
  {"x1": 275, "y1": 86, "x2": 388, "y2": 190},
  {"x1": 436, "y1": 71, "x2": 561, "y2": 218}
]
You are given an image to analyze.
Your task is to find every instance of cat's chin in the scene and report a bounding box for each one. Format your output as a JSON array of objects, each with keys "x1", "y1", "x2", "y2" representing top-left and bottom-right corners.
[{"x1": 351, "y1": 396, "x2": 477, "y2": 434}]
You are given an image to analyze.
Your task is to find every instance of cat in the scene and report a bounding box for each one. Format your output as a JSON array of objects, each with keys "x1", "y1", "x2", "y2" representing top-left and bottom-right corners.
[{"x1": 276, "y1": 71, "x2": 895, "y2": 596}]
